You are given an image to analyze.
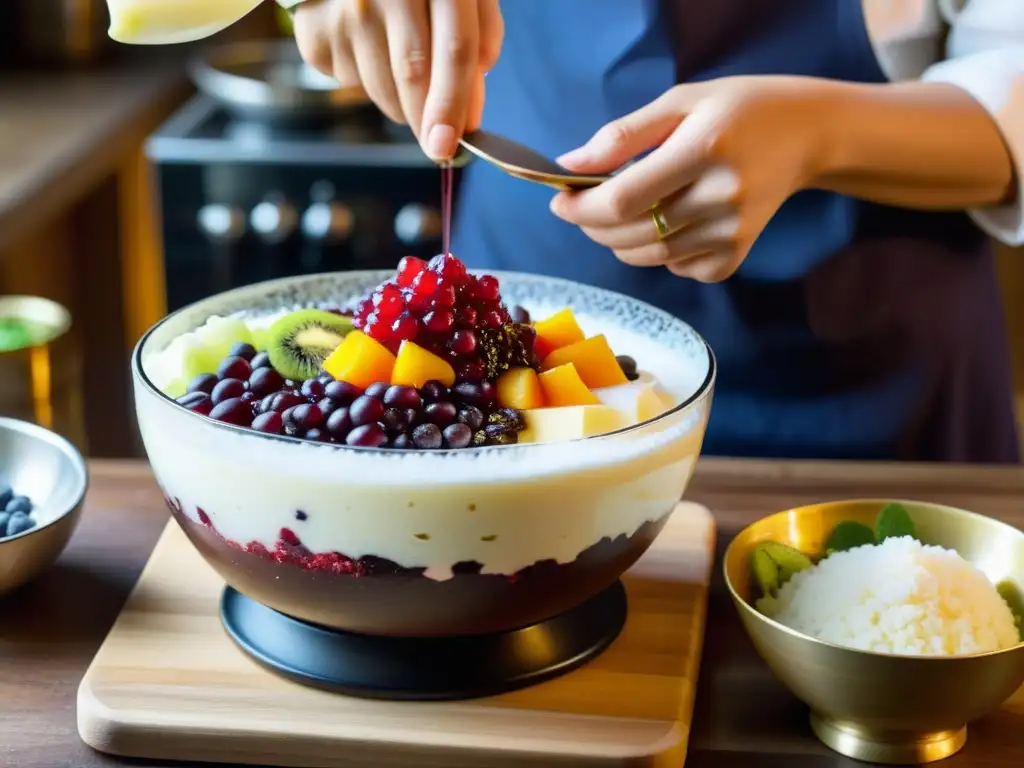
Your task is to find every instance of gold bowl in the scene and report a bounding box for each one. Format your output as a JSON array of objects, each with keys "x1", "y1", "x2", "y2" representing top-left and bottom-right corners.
[{"x1": 724, "y1": 499, "x2": 1024, "y2": 765}]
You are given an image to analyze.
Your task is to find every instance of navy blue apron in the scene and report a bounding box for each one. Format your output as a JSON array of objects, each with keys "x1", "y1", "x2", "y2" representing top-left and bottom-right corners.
[{"x1": 452, "y1": 0, "x2": 1020, "y2": 463}]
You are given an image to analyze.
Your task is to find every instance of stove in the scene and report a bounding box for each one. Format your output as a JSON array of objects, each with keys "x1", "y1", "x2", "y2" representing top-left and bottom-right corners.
[{"x1": 146, "y1": 95, "x2": 462, "y2": 313}]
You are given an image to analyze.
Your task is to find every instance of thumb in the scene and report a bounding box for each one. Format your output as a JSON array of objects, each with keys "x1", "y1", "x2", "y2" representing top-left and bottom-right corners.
[{"x1": 557, "y1": 89, "x2": 687, "y2": 172}]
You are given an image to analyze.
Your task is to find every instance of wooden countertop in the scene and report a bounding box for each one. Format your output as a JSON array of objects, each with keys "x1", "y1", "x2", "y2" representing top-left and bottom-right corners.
[
  {"x1": 2, "y1": 458, "x2": 1022, "y2": 768},
  {"x1": 0, "y1": 51, "x2": 192, "y2": 252}
]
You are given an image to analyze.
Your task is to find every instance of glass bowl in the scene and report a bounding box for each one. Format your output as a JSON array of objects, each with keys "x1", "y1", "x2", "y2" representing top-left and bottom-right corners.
[{"x1": 132, "y1": 270, "x2": 715, "y2": 636}]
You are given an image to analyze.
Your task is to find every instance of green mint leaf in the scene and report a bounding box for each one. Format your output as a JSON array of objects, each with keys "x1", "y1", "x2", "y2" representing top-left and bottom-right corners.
[
  {"x1": 824, "y1": 521, "x2": 876, "y2": 554},
  {"x1": 875, "y1": 503, "x2": 917, "y2": 542}
]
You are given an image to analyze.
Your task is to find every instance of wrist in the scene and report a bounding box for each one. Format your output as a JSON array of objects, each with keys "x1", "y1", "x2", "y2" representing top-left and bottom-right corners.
[{"x1": 799, "y1": 79, "x2": 867, "y2": 188}]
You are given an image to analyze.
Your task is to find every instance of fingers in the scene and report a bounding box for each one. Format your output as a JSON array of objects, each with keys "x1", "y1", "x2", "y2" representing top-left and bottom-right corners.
[
  {"x1": 381, "y1": 0, "x2": 432, "y2": 136},
  {"x1": 563, "y1": 167, "x2": 740, "y2": 249},
  {"x1": 348, "y1": 4, "x2": 404, "y2": 124},
  {"x1": 477, "y1": 0, "x2": 504, "y2": 72},
  {"x1": 609, "y1": 215, "x2": 740, "y2": 268},
  {"x1": 292, "y1": 0, "x2": 339, "y2": 78},
  {"x1": 557, "y1": 88, "x2": 684, "y2": 173},
  {"x1": 422, "y1": 0, "x2": 481, "y2": 160}
]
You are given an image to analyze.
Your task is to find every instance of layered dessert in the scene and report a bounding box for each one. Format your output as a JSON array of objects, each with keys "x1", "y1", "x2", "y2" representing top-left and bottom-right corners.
[{"x1": 135, "y1": 256, "x2": 713, "y2": 635}]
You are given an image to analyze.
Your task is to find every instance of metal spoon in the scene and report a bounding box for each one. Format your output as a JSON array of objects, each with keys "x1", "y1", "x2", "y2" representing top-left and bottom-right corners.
[{"x1": 459, "y1": 129, "x2": 612, "y2": 190}]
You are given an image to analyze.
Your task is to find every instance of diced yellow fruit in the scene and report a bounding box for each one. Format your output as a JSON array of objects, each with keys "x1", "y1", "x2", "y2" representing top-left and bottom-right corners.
[
  {"x1": 496, "y1": 367, "x2": 546, "y2": 410},
  {"x1": 533, "y1": 308, "x2": 585, "y2": 357},
  {"x1": 391, "y1": 341, "x2": 456, "y2": 388},
  {"x1": 593, "y1": 373, "x2": 674, "y2": 423},
  {"x1": 322, "y1": 330, "x2": 396, "y2": 390},
  {"x1": 538, "y1": 363, "x2": 600, "y2": 407},
  {"x1": 541, "y1": 334, "x2": 629, "y2": 389},
  {"x1": 519, "y1": 405, "x2": 629, "y2": 444}
]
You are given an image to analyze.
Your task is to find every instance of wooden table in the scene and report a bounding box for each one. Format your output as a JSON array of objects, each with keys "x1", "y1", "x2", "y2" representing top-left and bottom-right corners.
[{"x1": 2, "y1": 458, "x2": 1022, "y2": 768}]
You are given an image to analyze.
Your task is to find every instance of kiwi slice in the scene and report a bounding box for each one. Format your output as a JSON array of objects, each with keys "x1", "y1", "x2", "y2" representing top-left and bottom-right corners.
[
  {"x1": 266, "y1": 309, "x2": 353, "y2": 381},
  {"x1": 752, "y1": 547, "x2": 780, "y2": 598},
  {"x1": 760, "y1": 541, "x2": 814, "y2": 577}
]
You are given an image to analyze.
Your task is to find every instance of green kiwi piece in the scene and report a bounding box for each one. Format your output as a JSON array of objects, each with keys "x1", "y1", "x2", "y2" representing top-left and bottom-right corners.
[
  {"x1": 752, "y1": 546, "x2": 780, "y2": 598},
  {"x1": 760, "y1": 541, "x2": 814, "y2": 579},
  {"x1": 267, "y1": 309, "x2": 353, "y2": 381},
  {"x1": 996, "y1": 580, "x2": 1024, "y2": 641}
]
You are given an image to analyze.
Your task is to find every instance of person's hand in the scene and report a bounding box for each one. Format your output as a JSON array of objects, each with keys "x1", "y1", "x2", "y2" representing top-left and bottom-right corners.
[
  {"x1": 549, "y1": 76, "x2": 835, "y2": 282},
  {"x1": 292, "y1": 0, "x2": 504, "y2": 160}
]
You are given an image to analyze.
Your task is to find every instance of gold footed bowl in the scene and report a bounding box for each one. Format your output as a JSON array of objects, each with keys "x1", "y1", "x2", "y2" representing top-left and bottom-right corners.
[{"x1": 724, "y1": 499, "x2": 1024, "y2": 765}]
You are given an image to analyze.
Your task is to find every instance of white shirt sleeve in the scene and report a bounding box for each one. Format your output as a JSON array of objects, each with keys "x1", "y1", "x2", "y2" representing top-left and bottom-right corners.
[
  {"x1": 921, "y1": 16, "x2": 1024, "y2": 247},
  {"x1": 277, "y1": 0, "x2": 306, "y2": 9}
]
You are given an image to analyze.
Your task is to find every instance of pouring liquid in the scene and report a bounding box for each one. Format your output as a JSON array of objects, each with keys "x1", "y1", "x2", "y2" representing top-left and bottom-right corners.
[{"x1": 441, "y1": 164, "x2": 454, "y2": 256}]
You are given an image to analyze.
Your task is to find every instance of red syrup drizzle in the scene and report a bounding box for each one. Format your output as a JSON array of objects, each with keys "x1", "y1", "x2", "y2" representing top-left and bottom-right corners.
[{"x1": 440, "y1": 163, "x2": 454, "y2": 256}]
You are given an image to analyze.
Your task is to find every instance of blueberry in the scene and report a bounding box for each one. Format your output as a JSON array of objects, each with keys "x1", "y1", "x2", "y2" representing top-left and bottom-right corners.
[
  {"x1": 5, "y1": 512, "x2": 34, "y2": 537},
  {"x1": 0, "y1": 484, "x2": 12, "y2": 508},
  {"x1": 0, "y1": 511, "x2": 9, "y2": 538},
  {"x1": 5, "y1": 496, "x2": 33, "y2": 515}
]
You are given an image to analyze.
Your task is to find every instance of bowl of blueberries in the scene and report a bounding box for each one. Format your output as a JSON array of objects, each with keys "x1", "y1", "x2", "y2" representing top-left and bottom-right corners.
[{"x1": 0, "y1": 417, "x2": 87, "y2": 595}]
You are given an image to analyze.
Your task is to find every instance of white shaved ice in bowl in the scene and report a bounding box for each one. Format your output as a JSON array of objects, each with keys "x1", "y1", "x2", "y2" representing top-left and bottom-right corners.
[{"x1": 758, "y1": 536, "x2": 1020, "y2": 656}]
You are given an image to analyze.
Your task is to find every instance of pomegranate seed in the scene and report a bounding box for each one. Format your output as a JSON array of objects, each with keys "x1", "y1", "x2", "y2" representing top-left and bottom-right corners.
[
  {"x1": 350, "y1": 395, "x2": 385, "y2": 426},
  {"x1": 252, "y1": 412, "x2": 284, "y2": 434},
  {"x1": 210, "y1": 397, "x2": 253, "y2": 426},
  {"x1": 396, "y1": 256, "x2": 427, "y2": 287},
  {"x1": 374, "y1": 283, "x2": 405, "y2": 319},
  {"x1": 212, "y1": 378, "x2": 246, "y2": 405},
  {"x1": 424, "y1": 309, "x2": 454, "y2": 332},
  {"x1": 448, "y1": 329, "x2": 476, "y2": 356},
  {"x1": 412, "y1": 270, "x2": 439, "y2": 296},
  {"x1": 480, "y1": 309, "x2": 504, "y2": 329},
  {"x1": 393, "y1": 433, "x2": 414, "y2": 449},
  {"x1": 187, "y1": 373, "x2": 218, "y2": 395},
  {"x1": 455, "y1": 306, "x2": 477, "y2": 328},
  {"x1": 365, "y1": 315, "x2": 393, "y2": 343},
  {"x1": 365, "y1": 382, "x2": 390, "y2": 399},
  {"x1": 433, "y1": 284, "x2": 457, "y2": 308},
  {"x1": 177, "y1": 391, "x2": 213, "y2": 416},
  {"x1": 346, "y1": 423, "x2": 388, "y2": 447},
  {"x1": 229, "y1": 342, "x2": 257, "y2": 361},
  {"x1": 305, "y1": 428, "x2": 328, "y2": 442},
  {"x1": 324, "y1": 380, "x2": 363, "y2": 404},
  {"x1": 218, "y1": 356, "x2": 252, "y2": 381},
  {"x1": 383, "y1": 385, "x2": 422, "y2": 410},
  {"x1": 475, "y1": 275, "x2": 501, "y2": 303},
  {"x1": 382, "y1": 408, "x2": 416, "y2": 434},
  {"x1": 251, "y1": 351, "x2": 271, "y2": 369},
  {"x1": 248, "y1": 368, "x2": 284, "y2": 397},
  {"x1": 391, "y1": 311, "x2": 421, "y2": 341},
  {"x1": 428, "y1": 253, "x2": 468, "y2": 283}
]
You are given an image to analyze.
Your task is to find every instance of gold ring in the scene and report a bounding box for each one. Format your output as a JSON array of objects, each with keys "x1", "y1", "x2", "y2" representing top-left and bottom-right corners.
[{"x1": 651, "y1": 204, "x2": 672, "y2": 241}]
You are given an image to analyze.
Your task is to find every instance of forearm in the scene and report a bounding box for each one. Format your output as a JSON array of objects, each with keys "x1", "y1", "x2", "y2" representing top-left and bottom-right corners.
[{"x1": 811, "y1": 80, "x2": 1016, "y2": 211}]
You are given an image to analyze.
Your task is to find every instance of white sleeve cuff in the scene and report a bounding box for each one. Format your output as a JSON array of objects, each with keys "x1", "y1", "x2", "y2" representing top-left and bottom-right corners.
[
  {"x1": 922, "y1": 47, "x2": 1024, "y2": 247},
  {"x1": 277, "y1": 0, "x2": 306, "y2": 9}
]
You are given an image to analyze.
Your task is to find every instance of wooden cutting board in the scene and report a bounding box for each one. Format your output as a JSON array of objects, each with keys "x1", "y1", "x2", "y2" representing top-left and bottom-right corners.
[{"x1": 77, "y1": 501, "x2": 715, "y2": 768}]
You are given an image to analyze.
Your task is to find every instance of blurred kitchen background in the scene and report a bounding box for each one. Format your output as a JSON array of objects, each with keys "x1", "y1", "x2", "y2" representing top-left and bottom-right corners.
[{"x1": 1, "y1": 1, "x2": 1023, "y2": 460}]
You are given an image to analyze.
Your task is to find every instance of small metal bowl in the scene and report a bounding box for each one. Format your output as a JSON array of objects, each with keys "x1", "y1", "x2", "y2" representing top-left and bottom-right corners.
[
  {"x1": 0, "y1": 417, "x2": 88, "y2": 595},
  {"x1": 724, "y1": 499, "x2": 1024, "y2": 765}
]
